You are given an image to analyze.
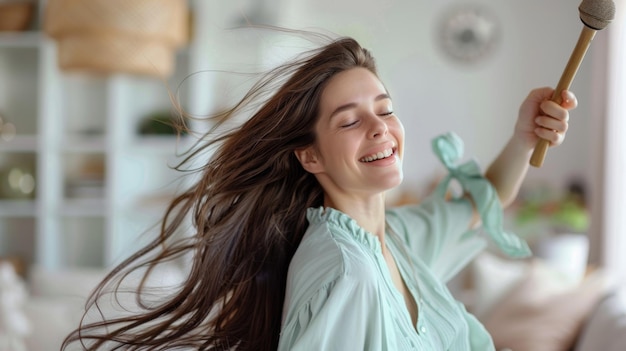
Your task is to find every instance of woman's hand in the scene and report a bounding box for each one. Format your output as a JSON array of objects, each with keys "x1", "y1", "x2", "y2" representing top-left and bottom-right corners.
[
  {"x1": 515, "y1": 87, "x2": 578, "y2": 149},
  {"x1": 484, "y1": 87, "x2": 577, "y2": 209}
]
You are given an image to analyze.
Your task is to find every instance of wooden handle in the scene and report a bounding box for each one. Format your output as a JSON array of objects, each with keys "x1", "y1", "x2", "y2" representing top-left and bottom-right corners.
[
  {"x1": 530, "y1": 26, "x2": 596, "y2": 167},
  {"x1": 530, "y1": 139, "x2": 551, "y2": 167}
]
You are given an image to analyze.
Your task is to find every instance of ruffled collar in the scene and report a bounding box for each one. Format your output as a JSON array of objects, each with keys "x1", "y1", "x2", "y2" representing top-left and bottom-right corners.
[{"x1": 306, "y1": 206, "x2": 383, "y2": 253}]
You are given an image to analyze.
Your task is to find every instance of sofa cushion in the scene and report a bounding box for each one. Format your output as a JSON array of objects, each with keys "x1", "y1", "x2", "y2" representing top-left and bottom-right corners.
[
  {"x1": 575, "y1": 290, "x2": 626, "y2": 351},
  {"x1": 481, "y1": 260, "x2": 610, "y2": 351},
  {"x1": 23, "y1": 263, "x2": 186, "y2": 350},
  {"x1": 23, "y1": 297, "x2": 83, "y2": 351}
]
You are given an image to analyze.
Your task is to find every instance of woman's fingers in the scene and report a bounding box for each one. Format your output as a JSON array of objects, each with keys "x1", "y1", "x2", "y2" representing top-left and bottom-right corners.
[
  {"x1": 535, "y1": 126, "x2": 565, "y2": 145},
  {"x1": 539, "y1": 99, "x2": 570, "y2": 122},
  {"x1": 534, "y1": 115, "x2": 568, "y2": 133},
  {"x1": 561, "y1": 90, "x2": 578, "y2": 109},
  {"x1": 534, "y1": 91, "x2": 576, "y2": 146}
]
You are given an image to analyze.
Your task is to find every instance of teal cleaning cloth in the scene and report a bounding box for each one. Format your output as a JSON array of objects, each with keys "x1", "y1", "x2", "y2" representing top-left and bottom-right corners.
[{"x1": 432, "y1": 132, "x2": 532, "y2": 258}]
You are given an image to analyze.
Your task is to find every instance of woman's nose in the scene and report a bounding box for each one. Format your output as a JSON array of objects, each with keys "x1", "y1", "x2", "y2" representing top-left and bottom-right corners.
[{"x1": 368, "y1": 116, "x2": 388, "y2": 139}]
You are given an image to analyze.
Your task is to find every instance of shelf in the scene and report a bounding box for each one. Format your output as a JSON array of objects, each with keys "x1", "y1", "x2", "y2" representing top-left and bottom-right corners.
[
  {"x1": 59, "y1": 217, "x2": 106, "y2": 268},
  {"x1": 0, "y1": 45, "x2": 39, "y2": 135},
  {"x1": 62, "y1": 135, "x2": 107, "y2": 153},
  {"x1": 0, "y1": 0, "x2": 208, "y2": 271},
  {"x1": 132, "y1": 135, "x2": 194, "y2": 155},
  {"x1": 0, "y1": 135, "x2": 38, "y2": 152},
  {"x1": 0, "y1": 199, "x2": 37, "y2": 217},
  {"x1": 0, "y1": 31, "x2": 41, "y2": 48},
  {"x1": 132, "y1": 191, "x2": 177, "y2": 217},
  {"x1": 59, "y1": 198, "x2": 107, "y2": 217},
  {"x1": 0, "y1": 217, "x2": 36, "y2": 269}
]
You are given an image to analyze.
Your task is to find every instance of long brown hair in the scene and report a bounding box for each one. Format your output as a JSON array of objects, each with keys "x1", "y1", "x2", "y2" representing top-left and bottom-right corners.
[{"x1": 62, "y1": 34, "x2": 378, "y2": 350}]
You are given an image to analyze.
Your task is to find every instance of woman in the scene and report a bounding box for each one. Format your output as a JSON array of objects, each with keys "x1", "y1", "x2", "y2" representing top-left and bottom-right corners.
[{"x1": 63, "y1": 36, "x2": 575, "y2": 350}]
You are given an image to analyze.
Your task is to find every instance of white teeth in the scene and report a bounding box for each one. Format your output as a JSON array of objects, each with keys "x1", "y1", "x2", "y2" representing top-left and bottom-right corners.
[{"x1": 361, "y1": 148, "x2": 394, "y2": 162}]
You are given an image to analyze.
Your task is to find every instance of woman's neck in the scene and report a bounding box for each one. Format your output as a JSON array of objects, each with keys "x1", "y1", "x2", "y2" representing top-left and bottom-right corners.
[{"x1": 324, "y1": 193, "x2": 387, "y2": 245}]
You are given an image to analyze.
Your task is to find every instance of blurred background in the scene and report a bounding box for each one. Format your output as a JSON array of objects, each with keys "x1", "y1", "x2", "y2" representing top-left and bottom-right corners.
[{"x1": 0, "y1": 0, "x2": 624, "y2": 350}]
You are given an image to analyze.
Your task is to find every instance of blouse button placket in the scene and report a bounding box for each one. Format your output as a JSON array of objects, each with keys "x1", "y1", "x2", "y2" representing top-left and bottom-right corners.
[{"x1": 417, "y1": 298, "x2": 427, "y2": 335}]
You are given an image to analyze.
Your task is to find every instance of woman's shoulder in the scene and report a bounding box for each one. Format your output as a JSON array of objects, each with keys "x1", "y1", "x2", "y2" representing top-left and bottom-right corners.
[
  {"x1": 290, "y1": 211, "x2": 382, "y2": 282},
  {"x1": 282, "y1": 214, "x2": 386, "y2": 328},
  {"x1": 385, "y1": 196, "x2": 473, "y2": 237},
  {"x1": 285, "y1": 208, "x2": 384, "y2": 305}
]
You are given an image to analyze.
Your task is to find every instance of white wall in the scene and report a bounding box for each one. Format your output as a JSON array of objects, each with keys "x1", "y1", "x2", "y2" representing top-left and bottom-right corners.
[
  {"x1": 196, "y1": 0, "x2": 601, "y2": 200},
  {"x1": 599, "y1": 0, "x2": 625, "y2": 283}
]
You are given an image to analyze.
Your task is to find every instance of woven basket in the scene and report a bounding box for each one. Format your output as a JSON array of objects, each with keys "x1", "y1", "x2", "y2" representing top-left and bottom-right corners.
[
  {"x1": 0, "y1": 1, "x2": 35, "y2": 31},
  {"x1": 44, "y1": 0, "x2": 188, "y2": 77}
]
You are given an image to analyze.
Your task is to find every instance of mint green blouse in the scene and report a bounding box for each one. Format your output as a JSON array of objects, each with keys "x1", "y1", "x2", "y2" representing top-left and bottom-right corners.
[{"x1": 277, "y1": 133, "x2": 531, "y2": 351}]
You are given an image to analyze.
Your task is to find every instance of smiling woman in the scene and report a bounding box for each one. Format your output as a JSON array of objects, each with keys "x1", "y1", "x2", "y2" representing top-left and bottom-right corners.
[
  {"x1": 295, "y1": 67, "x2": 404, "y2": 204},
  {"x1": 61, "y1": 33, "x2": 576, "y2": 351}
]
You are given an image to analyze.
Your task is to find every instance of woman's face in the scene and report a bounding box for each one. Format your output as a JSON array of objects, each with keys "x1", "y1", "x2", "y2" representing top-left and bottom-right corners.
[{"x1": 297, "y1": 67, "x2": 405, "y2": 200}]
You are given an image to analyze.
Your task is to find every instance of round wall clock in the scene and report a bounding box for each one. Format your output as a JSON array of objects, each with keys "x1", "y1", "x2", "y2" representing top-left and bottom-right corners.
[{"x1": 437, "y1": 5, "x2": 500, "y2": 63}]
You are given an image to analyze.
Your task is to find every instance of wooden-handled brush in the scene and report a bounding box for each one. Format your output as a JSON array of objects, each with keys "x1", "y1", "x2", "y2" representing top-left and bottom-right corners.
[{"x1": 530, "y1": 0, "x2": 615, "y2": 167}]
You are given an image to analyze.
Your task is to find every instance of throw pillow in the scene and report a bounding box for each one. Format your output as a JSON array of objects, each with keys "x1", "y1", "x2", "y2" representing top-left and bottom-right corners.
[
  {"x1": 575, "y1": 290, "x2": 626, "y2": 351},
  {"x1": 482, "y1": 260, "x2": 610, "y2": 351},
  {"x1": 470, "y1": 252, "x2": 530, "y2": 319}
]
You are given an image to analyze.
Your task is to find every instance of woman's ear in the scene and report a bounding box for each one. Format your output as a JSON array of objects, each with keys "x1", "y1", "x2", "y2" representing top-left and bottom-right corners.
[{"x1": 294, "y1": 146, "x2": 323, "y2": 174}]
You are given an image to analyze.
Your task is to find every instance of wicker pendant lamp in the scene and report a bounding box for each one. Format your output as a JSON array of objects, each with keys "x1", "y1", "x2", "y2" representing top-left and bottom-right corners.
[{"x1": 44, "y1": 0, "x2": 189, "y2": 78}]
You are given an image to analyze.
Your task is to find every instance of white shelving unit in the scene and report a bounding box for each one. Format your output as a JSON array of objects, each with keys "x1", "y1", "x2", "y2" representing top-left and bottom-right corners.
[
  {"x1": 0, "y1": 5, "x2": 42, "y2": 271},
  {"x1": 0, "y1": 0, "x2": 217, "y2": 271}
]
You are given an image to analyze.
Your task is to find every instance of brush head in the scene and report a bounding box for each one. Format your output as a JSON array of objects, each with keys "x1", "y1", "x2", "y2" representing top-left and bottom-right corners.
[{"x1": 579, "y1": 0, "x2": 616, "y2": 30}]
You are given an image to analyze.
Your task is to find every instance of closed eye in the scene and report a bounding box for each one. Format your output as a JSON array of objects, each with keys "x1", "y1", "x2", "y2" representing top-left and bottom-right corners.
[
  {"x1": 340, "y1": 120, "x2": 359, "y2": 128},
  {"x1": 379, "y1": 111, "x2": 394, "y2": 116}
]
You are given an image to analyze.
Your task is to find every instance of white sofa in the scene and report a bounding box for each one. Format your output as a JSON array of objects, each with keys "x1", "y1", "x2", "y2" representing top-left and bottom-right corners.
[
  {"x1": 23, "y1": 267, "x2": 108, "y2": 351},
  {"x1": 3, "y1": 259, "x2": 626, "y2": 351},
  {"x1": 2, "y1": 263, "x2": 184, "y2": 351},
  {"x1": 576, "y1": 291, "x2": 626, "y2": 351},
  {"x1": 464, "y1": 252, "x2": 626, "y2": 351}
]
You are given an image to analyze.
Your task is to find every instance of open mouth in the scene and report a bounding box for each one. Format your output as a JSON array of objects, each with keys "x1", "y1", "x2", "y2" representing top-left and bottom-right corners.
[{"x1": 360, "y1": 148, "x2": 396, "y2": 163}]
